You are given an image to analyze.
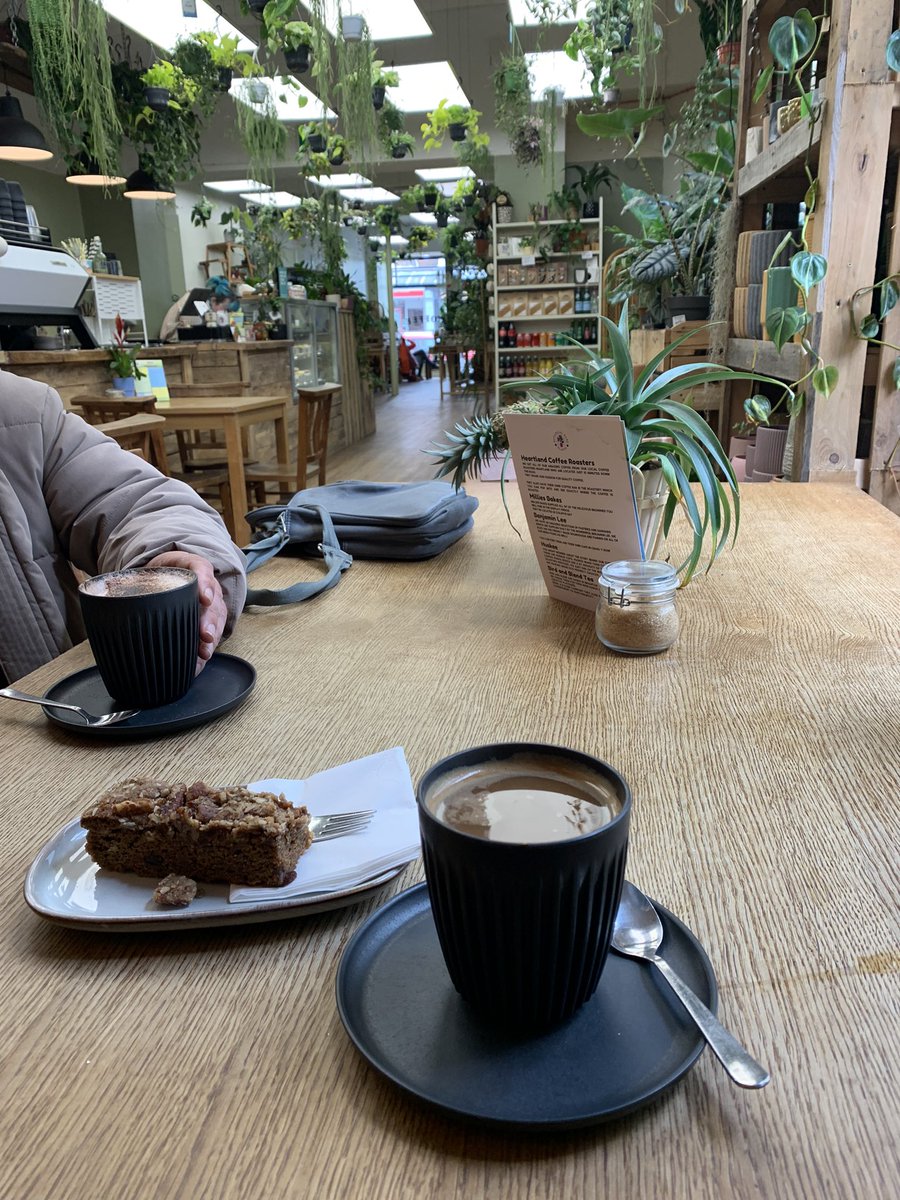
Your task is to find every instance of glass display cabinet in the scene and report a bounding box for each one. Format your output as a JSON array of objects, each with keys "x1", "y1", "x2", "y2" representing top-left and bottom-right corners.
[{"x1": 240, "y1": 297, "x2": 340, "y2": 388}]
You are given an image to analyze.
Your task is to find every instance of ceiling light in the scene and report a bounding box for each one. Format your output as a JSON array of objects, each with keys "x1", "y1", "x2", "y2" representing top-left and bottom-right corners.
[
  {"x1": 415, "y1": 166, "x2": 474, "y2": 182},
  {"x1": 240, "y1": 191, "x2": 303, "y2": 208},
  {"x1": 0, "y1": 91, "x2": 53, "y2": 163},
  {"x1": 373, "y1": 235, "x2": 410, "y2": 246},
  {"x1": 391, "y1": 63, "x2": 470, "y2": 112},
  {"x1": 408, "y1": 213, "x2": 437, "y2": 226},
  {"x1": 525, "y1": 51, "x2": 596, "y2": 100},
  {"x1": 123, "y1": 168, "x2": 176, "y2": 200},
  {"x1": 299, "y1": 0, "x2": 431, "y2": 40},
  {"x1": 65, "y1": 153, "x2": 126, "y2": 187},
  {"x1": 339, "y1": 187, "x2": 400, "y2": 203},
  {"x1": 100, "y1": 0, "x2": 254, "y2": 52},
  {"x1": 309, "y1": 173, "x2": 373, "y2": 188},
  {"x1": 508, "y1": 0, "x2": 589, "y2": 25},
  {"x1": 231, "y1": 76, "x2": 335, "y2": 121},
  {"x1": 205, "y1": 178, "x2": 269, "y2": 194}
]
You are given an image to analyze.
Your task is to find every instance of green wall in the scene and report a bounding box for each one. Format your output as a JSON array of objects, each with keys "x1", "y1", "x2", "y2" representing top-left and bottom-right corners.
[{"x1": 2, "y1": 162, "x2": 85, "y2": 247}]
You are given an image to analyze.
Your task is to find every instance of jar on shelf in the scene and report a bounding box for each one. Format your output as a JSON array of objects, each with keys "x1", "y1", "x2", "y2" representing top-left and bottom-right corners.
[{"x1": 596, "y1": 560, "x2": 679, "y2": 656}]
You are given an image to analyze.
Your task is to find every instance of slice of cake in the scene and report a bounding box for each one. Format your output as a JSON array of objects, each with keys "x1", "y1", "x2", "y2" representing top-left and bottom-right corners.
[{"x1": 81, "y1": 778, "x2": 312, "y2": 887}]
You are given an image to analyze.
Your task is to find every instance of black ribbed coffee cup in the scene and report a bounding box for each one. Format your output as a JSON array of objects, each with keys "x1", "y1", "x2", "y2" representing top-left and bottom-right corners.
[
  {"x1": 78, "y1": 567, "x2": 199, "y2": 709},
  {"x1": 417, "y1": 742, "x2": 631, "y2": 1031}
]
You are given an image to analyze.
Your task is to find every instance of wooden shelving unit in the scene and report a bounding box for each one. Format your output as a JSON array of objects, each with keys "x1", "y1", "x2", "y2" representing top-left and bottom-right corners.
[
  {"x1": 729, "y1": 0, "x2": 898, "y2": 494},
  {"x1": 490, "y1": 208, "x2": 603, "y2": 409}
]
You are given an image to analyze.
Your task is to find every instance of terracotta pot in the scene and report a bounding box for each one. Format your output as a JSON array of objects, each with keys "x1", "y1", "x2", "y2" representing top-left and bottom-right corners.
[{"x1": 717, "y1": 42, "x2": 741, "y2": 67}]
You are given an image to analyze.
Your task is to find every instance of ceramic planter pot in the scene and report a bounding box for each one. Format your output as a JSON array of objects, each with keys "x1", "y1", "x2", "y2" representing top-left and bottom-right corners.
[
  {"x1": 216, "y1": 67, "x2": 233, "y2": 92},
  {"x1": 144, "y1": 87, "x2": 170, "y2": 112},
  {"x1": 285, "y1": 46, "x2": 311, "y2": 73},
  {"x1": 448, "y1": 122, "x2": 467, "y2": 142},
  {"x1": 248, "y1": 0, "x2": 267, "y2": 12},
  {"x1": 245, "y1": 81, "x2": 267, "y2": 103},
  {"x1": 729, "y1": 436, "x2": 750, "y2": 459},
  {"x1": 754, "y1": 425, "x2": 789, "y2": 476},
  {"x1": 744, "y1": 441, "x2": 757, "y2": 480},
  {"x1": 391, "y1": 145, "x2": 409, "y2": 159},
  {"x1": 111, "y1": 377, "x2": 136, "y2": 396},
  {"x1": 372, "y1": 85, "x2": 386, "y2": 110},
  {"x1": 329, "y1": 150, "x2": 346, "y2": 166},
  {"x1": 665, "y1": 295, "x2": 710, "y2": 324}
]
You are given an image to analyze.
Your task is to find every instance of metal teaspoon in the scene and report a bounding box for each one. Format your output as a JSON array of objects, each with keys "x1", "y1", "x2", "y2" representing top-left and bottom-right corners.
[{"x1": 612, "y1": 880, "x2": 771, "y2": 1089}]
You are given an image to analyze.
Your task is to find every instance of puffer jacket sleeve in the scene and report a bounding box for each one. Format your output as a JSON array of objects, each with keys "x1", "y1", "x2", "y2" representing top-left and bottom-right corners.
[{"x1": 40, "y1": 387, "x2": 247, "y2": 631}]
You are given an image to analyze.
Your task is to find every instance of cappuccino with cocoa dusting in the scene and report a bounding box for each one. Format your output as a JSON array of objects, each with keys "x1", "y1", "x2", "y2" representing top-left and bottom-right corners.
[
  {"x1": 425, "y1": 751, "x2": 621, "y2": 844},
  {"x1": 81, "y1": 567, "x2": 195, "y2": 599}
]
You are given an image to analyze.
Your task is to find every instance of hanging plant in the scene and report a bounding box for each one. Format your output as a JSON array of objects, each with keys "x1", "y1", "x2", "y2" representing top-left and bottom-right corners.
[
  {"x1": 28, "y1": 0, "x2": 123, "y2": 179},
  {"x1": 376, "y1": 98, "x2": 406, "y2": 157},
  {"x1": 141, "y1": 61, "x2": 182, "y2": 112},
  {"x1": 191, "y1": 196, "x2": 213, "y2": 227},
  {"x1": 371, "y1": 61, "x2": 399, "y2": 111},
  {"x1": 115, "y1": 59, "x2": 207, "y2": 188},
  {"x1": 492, "y1": 51, "x2": 532, "y2": 140},
  {"x1": 184, "y1": 31, "x2": 260, "y2": 93},
  {"x1": 335, "y1": 25, "x2": 378, "y2": 169},
  {"x1": 233, "y1": 77, "x2": 293, "y2": 189},
  {"x1": 389, "y1": 130, "x2": 415, "y2": 159}
]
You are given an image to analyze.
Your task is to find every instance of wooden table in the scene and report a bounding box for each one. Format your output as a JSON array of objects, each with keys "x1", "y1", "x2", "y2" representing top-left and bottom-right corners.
[
  {"x1": 160, "y1": 394, "x2": 290, "y2": 544},
  {"x1": 95, "y1": 412, "x2": 170, "y2": 474},
  {"x1": 1, "y1": 484, "x2": 898, "y2": 1200}
]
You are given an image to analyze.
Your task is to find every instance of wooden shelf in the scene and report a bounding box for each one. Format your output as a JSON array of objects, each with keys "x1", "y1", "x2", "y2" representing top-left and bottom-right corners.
[
  {"x1": 497, "y1": 251, "x2": 599, "y2": 261},
  {"x1": 498, "y1": 220, "x2": 586, "y2": 229},
  {"x1": 725, "y1": 338, "x2": 805, "y2": 382},
  {"x1": 496, "y1": 314, "x2": 596, "y2": 323},
  {"x1": 496, "y1": 283, "x2": 599, "y2": 291},
  {"x1": 738, "y1": 109, "x2": 824, "y2": 198},
  {"x1": 496, "y1": 345, "x2": 595, "y2": 354}
]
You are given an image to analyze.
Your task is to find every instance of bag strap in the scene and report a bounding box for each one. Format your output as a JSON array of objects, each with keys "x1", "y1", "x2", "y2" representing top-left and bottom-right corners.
[{"x1": 243, "y1": 503, "x2": 352, "y2": 607}]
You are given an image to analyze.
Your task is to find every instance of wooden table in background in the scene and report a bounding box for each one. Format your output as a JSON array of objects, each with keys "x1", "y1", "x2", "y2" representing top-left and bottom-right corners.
[
  {"x1": 0, "y1": 484, "x2": 898, "y2": 1200},
  {"x1": 160, "y1": 393, "x2": 290, "y2": 544}
]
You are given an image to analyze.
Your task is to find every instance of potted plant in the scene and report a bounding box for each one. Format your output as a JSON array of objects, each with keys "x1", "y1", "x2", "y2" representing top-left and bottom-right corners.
[
  {"x1": 427, "y1": 307, "x2": 796, "y2": 583},
  {"x1": 550, "y1": 184, "x2": 582, "y2": 221},
  {"x1": 108, "y1": 315, "x2": 146, "y2": 395},
  {"x1": 371, "y1": 61, "x2": 399, "y2": 111},
  {"x1": 191, "y1": 197, "x2": 213, "y2": 227},
  {"x1": 400, "y1": 184, "x2": 429, "y2": 213},
  {"x1": 342, "y1": 13, "x2": 367, "y2": 41},
  {"x1": 305, "y1": 125, "x2": 327, "y2": 154},
  {"x1": 421, "y1": 100, "x2": 488, "y2": 150},
  {"x1": 141, "y1": 60, "x2": 180, "y2": 112},
  {"x1": 405, "y1": 225, "x2": 433, "y2": 254},
  {"x1": 389, "y1": 130, "x2": 415, "y2": 159},
  {"x1": 188, "y1": 31, "x2": 257, "y2": 91},
  {"x1": 435, "y1": 201, "x2": 451, "y2": 229},
  {"x1": 569, "y1": 163, "x2": 616, "y2": 218},
  {"x1": 327, "y1": 134, "x2": 349, "y2": 166},
  {"x1": 280, "y1": 21, "x2": 315, "y2": 73}
]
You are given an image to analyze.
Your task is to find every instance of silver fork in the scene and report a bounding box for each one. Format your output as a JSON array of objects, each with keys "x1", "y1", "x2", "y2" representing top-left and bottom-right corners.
[
  {"x1": 0, "y1": 686, "x2": 139, "y2": 727},
  {"x1": 308, "y1": 810, "x2": 375, "y2": 842}
]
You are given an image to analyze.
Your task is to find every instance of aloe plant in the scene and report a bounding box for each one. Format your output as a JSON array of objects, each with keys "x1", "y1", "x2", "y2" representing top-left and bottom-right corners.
[{"x1": 428, "y1": 308, "x2": 797, "y2": 583}]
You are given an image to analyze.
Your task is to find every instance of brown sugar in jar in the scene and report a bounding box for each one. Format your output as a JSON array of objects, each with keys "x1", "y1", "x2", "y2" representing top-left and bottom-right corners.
[{"x1": 596, "y1": 560, "x2": 680, "y2": 655}]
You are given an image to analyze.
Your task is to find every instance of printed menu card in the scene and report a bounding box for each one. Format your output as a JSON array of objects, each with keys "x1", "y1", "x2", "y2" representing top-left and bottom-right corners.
[{"x1": 503, "y1": 413, "x2": 643, "y2": 611}]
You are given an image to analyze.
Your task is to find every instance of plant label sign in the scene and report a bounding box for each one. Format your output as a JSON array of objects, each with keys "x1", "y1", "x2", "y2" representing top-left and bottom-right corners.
[{"x1": 503, "y1": 413, "x2": 642, "y2": 611}]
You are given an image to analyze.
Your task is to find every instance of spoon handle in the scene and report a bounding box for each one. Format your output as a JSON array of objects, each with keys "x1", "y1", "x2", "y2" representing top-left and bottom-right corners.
[
  {"x1": 650, "y1": 953, "x2": 770, "y2": 1089},
  {"x1": 0, "y1": 687, "x2": 81, "y2": 715}
]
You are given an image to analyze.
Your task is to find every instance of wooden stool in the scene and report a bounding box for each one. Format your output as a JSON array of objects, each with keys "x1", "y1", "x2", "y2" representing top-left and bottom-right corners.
[{"x1": 73, "y1": 394, "x2": 170, "y2": 475}]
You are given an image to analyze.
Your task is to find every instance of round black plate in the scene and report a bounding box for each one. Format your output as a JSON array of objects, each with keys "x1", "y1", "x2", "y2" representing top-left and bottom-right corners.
[
  {"x1": 336, "y1": 882, "x2": 717, "y2": 1131},
  {"x1": 41, "y1": 653, "x2": 256, "y2": 739}
]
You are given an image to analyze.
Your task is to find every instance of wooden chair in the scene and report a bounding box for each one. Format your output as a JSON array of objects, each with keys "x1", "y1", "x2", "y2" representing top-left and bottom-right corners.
[
  {"x1": 166, "y1": 380, "x2": 254, "y2": 471},
  {"x1": 243, "y1": 384, "x2": 339, "y2": 504},
  {"x1": 95, "y1": 413, "x2": 168, "y2": 468},
  {"x1": 73, "y1": 394, "x2": 170, "y2": 475}
]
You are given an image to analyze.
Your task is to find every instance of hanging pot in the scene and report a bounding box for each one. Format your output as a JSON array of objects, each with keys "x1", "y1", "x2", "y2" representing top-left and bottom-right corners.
[
  {"x1": 717, "y1": 41, "x2": 741, "y2": 67},
  {"x1": 372, "y1": 84, "x2": 386, "y2": 110},
  {"x1": 216, "y1": 67, "x2": 233, "y2": 92},
  {"x1": 463, "y1": 194, "x2": 475, "y2": 208},
  {"x1": 423, "y1": 189, "x2": 438, "y2": 208},
  {"x1": 144, "y1": 87, "x2": 170, "y2": 112},
  {"x1": 342, "y1": 15, "x2": 366, "y2": 40},
  {"x1": 329, "y1": 150, "x2": 346, "y2": 166},
  {"x1": 308, "y1": 132, "x2": 327, "y2": 153},
  {"x1": 602, "y1": 87, "x2": 620, "y2": 105},
  {"x1": 248, "y1": 0, "x2": 267, "y2": 13},
  {"x1": 436, "y1": 211, "x2": 449, "y2": 228},
  {"x1": 391, "y1": 145, "x2": 408, "y2": 159},
  {"x1": 285, "y1": 45, "x2": 311, "y2": 73},
  {"x1": 245, "y1": 80, "x2": 267, "y2": 103},
  {"x1": 448, "y1": 122, "x2": 467, "y2": 142},
  {"x1": 582, "y1": 200, "x2": 600, "y2": 219}
]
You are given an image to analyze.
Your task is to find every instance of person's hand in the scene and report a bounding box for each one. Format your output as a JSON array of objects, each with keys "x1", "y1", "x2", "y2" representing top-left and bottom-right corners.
[{"x1": 145, "y1": 551, "x2": 227, "y2": 674}]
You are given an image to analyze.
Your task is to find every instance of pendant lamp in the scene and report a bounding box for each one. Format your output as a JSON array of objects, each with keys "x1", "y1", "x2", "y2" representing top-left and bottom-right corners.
[
  {"x1": 0, "y1": 90, "x2": 53, "y2": 162},
  {"x1": 123, "y1": 168, "x2": 176, "y2": 200},
  {"x1": 66, "y1": 152, "x2": 126, "y2": 187}
]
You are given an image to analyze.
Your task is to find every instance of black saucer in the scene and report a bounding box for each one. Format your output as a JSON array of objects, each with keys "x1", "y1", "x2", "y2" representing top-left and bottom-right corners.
[
  {"x1": 336, "y1": 882, "x2": 717, "y2": 1131},
  {"x1": 40, "y1": 653, "x2": 256, "y2": 739}
]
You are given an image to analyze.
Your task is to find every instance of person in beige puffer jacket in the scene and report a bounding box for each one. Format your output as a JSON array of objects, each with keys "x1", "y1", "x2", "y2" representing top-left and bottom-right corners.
[{"x1": 0, "y1": 368, "x2": 247, "y2": 686}]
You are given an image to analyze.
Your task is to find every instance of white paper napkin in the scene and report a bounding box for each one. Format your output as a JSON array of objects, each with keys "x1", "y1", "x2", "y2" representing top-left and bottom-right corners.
[{"x1": 228, "y1": 746, "x2": 421, "y2": 903}]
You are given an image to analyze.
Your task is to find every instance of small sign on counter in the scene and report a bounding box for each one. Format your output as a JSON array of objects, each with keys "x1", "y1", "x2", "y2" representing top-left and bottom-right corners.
[{"x1": 503, "y1": 413, "x2": 643, "y2": 611}]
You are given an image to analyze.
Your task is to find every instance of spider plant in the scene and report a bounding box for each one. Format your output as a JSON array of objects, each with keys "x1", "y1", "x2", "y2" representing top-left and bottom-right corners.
[{"x1": 428, "y1": 308, "x2": 795, "y2": 583}]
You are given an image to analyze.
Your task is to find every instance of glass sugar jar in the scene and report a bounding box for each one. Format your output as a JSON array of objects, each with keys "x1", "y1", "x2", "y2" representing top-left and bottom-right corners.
[{"x1": 596, "y1": 560, "x2": 680, "y2": 655}]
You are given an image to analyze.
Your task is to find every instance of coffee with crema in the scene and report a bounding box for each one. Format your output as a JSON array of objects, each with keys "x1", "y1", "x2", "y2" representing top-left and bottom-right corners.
[
  {"x1": 425, "y1": 751, "x2": 621, "y2": 844},
  {"x1": 81, "y1": 567, "x2": 195, "y2": 599}
]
